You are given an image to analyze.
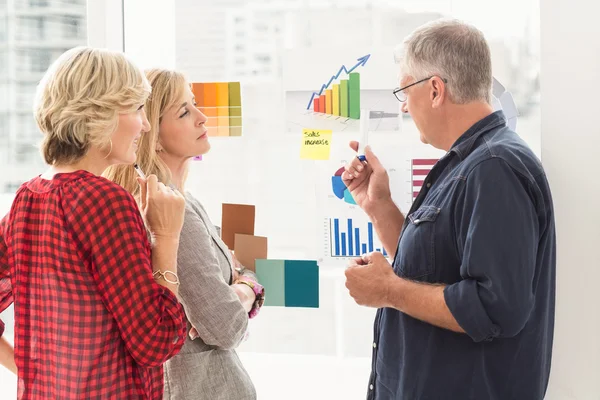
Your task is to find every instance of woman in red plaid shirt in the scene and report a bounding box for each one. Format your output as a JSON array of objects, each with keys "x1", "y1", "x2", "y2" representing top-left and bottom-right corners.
[{"x1": 0, "y1": 47, "x2": 188, "y2": 399}]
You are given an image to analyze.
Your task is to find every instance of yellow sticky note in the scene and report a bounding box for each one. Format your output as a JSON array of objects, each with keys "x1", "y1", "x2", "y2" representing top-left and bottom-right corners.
[{"x1": 300, "y1": 129, "x2": 332, "y2": 160}]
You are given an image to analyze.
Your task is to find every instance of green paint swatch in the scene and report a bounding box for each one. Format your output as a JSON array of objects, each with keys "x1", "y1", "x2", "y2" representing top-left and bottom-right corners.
[
  {"x1": 255, "y1": 259, "x2": 319, "y2": 308},
  {"x1": 255, "y1": 259, "x2": 285, "y2": 306}
]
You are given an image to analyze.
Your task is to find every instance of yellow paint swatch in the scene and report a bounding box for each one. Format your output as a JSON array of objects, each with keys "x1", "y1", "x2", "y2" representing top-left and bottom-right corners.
[{"x1": 300, "y1": 129, "x2": 332, "y2": 160}]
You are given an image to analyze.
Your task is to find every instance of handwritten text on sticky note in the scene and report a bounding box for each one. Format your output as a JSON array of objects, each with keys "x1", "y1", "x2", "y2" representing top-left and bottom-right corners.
[{"x1": 300, "y1": 129, "x2": 332, "y2": 160}]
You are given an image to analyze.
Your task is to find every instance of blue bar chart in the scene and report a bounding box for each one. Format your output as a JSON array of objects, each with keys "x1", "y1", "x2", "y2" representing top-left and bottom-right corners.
[{"x1": 329, "y1": 218, "x2": 388, "y2": 258}]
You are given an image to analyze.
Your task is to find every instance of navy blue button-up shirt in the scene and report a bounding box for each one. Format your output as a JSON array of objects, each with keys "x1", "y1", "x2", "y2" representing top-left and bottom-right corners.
[{"x1": 368, "y1": 111, "x2": 556, "y2": 400}]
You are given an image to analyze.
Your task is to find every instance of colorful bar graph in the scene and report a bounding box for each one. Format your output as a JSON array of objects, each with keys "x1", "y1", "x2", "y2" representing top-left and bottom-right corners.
[
  {"x1": 255, "y1": 259, "x2": 319, "y2": 308},
  {"x1": 332, "y1": 84, "x2": 340, "y2": 116},
  {"x1": 312, "y1": 73, "x2": 360, "y2": 119},
  {"x1": 330, "y1": 218, "x2": 387, "y2": 258},
  {"x1": 191, "y1": 81, "x2": 242, "y2": 137},
  {"x1": 340, "y1": 80, "x2": 349, "y2": 117},
  {"x1": 348, "y1": 72, "x2": 360, "y2": 119},
  {"x1": 325, "y1": 89, "x2": 332, "y2": 114},
  {"x1": 319, "y1": 94, "x2": 326, "y2": 113}
]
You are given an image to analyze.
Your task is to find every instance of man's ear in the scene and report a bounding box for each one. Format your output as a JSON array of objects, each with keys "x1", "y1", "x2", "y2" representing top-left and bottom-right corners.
[{"x1": 431, "y1": 77, "x2": 446, "y2": 107}]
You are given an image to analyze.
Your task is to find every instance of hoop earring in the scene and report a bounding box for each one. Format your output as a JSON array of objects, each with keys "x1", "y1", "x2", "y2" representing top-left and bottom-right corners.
[{"x1": 103, "y1": 139, "x2": 113, "y2": 159}]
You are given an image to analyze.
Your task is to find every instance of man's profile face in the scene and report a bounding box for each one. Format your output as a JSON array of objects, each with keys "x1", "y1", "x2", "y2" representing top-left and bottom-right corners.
[{"x1": 399, "y1": 74, "x2": 431, "y2": 145}]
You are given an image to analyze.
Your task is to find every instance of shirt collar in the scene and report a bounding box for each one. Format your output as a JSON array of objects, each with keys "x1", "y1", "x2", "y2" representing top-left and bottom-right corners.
[
  {"x1": 27, "y1": 170, "x2": 95, "y2": 193},
  {"x1": 449, "y1": 110, "x2": 507, "y2": 160}
]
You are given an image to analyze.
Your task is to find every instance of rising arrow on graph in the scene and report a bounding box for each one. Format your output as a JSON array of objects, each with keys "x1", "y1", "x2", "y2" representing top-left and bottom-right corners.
[{"x1": 306, "y1": 54, "x2": 371, "y2": 110}]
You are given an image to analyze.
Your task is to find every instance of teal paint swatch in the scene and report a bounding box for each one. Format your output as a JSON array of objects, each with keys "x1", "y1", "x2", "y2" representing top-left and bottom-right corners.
[
  {"x1": 254, "y1": 259, "x2": 319, "y2": 308},
  {"x1": 284, "y1": 260, "x2": 319, "y2": 308},
  {"x1": 255, "y1": 259, "x2": 286, "y2": 306}
]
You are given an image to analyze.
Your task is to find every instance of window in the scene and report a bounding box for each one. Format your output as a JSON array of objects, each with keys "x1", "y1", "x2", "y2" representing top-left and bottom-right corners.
[
  {"x1": 1, "y1": 1, "x2": 87, "y2": 189},
  {"x1": 63, "y1": 16, "x2": 82, "y2": 39},
  {"x1": 15, "y1": 16, "x2": 45, "y2": 41},
  {"x1": 28, "y1": 0, "x2": 48, "y2": 7},
  {"x1": 0, "y1": 50, "x2": 6, "y2": 76},
  {"x1": 30, "y1": 49, "x2": 52, "y2": 72}
]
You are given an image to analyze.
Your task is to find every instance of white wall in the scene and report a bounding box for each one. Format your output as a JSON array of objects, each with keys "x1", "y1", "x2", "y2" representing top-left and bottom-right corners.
[{"x1": 541, "y1": 0, "x2": 600, "y2": 399}]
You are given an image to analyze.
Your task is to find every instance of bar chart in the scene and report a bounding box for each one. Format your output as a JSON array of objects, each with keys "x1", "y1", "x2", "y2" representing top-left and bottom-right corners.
[
  {"x1": 327, "y1": 217, "x2": 387, "y2": 258},
  {"x1": 313, "y1": 72, "x2": 360, "y2": 119},
  {"x1": 191, "y1": 82, "x2": 242, "y2": 137},
  {"x1": 411, "y1": 158, "x2": 438, "y2": 201}
]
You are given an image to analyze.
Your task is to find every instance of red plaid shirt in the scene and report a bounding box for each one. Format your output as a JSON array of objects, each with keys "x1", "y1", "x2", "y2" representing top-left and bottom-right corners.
[{"x1": 0, "y1": 170, "x2": 187, "y2": 399}]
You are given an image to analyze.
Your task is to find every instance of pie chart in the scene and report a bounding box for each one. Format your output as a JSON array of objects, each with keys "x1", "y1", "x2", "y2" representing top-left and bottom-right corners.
[{"x1": 332, "y1": 167, "x2": 356, "y2": 205}]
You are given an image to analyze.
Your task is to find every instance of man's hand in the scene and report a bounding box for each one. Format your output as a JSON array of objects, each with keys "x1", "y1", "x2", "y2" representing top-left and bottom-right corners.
[
  {"x1": 344, "y1": 252, "x2": 397, "y2": 308},
  {"x1": 342, "y1": 143, "x2": 392, "y2": 215}
]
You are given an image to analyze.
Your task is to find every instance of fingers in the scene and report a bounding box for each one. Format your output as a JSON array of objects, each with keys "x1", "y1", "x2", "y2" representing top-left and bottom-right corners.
[
  {"x1": 146, "y1": 174, "x2": 158, "y2": 199},
  {"x1": 342, "y1": 157, "x2": 368, "y2": 181},
  {"x1": 363, "y1": 145, "x2": 384, "y2": 171},
  {"x1": 348, "y1": 140, "x2": 359, "y2": 152},
  {"x1": 361, "y1": 251, "x2": 386, "y2": 264}
]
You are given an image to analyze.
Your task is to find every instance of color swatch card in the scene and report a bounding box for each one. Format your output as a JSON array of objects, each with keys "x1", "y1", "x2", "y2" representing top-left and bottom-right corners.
[
  {"x1": 255, "y1": 259, "x2": 319, "y2": 308},
  {"x1": 221, "y1": 203, "x2": 255, "y2": 249},
  {"x1": 191, "y1": 82, "x2": 242, "y2": 137},
  {"x1": 300, "y1": 129, "x2": 332, "y2": 160},
  {"x1": 233, "y1": 233, "x2": 268, "y2": 272}
]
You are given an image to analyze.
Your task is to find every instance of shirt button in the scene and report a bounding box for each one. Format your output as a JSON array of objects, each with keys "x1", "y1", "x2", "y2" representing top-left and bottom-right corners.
[
  {"x1": 373, "y1": 342, "x2": 377, "y2": 348},
  {"x1": 369, "y1": 384, "x2": 374, "y2": 390},
  {"x1": 426, "y1": 182, "x2": 432, "y2": 188}
]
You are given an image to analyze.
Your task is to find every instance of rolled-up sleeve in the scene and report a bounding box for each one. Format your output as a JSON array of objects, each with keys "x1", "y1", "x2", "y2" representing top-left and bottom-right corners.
[{"x1": 444, "y1": 158, "x2": 539, "y2": 342}]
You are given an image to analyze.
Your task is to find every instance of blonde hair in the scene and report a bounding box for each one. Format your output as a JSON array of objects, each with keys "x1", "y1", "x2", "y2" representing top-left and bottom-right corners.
[
  {"x1": 35, "y1": 46, "x2": 151, "y2": 165},
  {"x1": 104, "y1": 69, "x2": 189, "y2": 202}
]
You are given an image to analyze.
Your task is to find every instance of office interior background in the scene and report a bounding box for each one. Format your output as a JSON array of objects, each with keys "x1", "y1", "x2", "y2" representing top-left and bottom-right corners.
[{"x1": 0, "y1": 0, "x2": 598, "y2": 398}]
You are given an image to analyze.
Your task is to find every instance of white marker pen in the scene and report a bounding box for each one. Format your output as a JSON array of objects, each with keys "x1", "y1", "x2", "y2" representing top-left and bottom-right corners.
[
  {"x1": 133, "y1": 163, "x2": 146, "y2": 179},
  {"x1": 357, "y1": 108, "x2": 369, "y2": 161}
]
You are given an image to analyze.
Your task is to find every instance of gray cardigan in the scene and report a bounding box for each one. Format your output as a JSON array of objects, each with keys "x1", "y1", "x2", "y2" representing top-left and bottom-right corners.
[{"x1": 163, "y1": 194, "x2": 256, "y2": 400}]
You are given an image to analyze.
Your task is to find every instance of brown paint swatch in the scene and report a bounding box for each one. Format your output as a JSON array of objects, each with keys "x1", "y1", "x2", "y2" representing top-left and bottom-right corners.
[
  {"x1": 221, "y1": 203, "x2": 255, "y2": 249},
  {"x1": 234, "y1": 234, "x2": 268, "y2": 272}
]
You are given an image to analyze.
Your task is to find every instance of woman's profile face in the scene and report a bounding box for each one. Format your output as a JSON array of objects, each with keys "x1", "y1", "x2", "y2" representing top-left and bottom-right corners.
[
  {"x1": 158, "y1": 86, "x2": 210, "y2": 160},
  {"x1": 108, "y1": 104, "x2": 150, "y2": 165}
]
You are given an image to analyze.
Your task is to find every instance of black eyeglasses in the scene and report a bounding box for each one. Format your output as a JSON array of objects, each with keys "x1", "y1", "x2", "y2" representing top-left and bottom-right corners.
[{"x1": 393, "y1": 76, "x2": 448, "y2": 102}]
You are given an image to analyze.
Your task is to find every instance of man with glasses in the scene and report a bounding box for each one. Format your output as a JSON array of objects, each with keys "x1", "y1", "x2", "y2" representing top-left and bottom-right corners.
[{"x1": 342, "y1": 19, "x2": 556, "y2": 400}]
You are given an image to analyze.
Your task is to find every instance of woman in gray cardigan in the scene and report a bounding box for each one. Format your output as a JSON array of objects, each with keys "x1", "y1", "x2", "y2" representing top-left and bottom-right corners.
[{"x1": 105, "y1": 69, "x2": 264, "y2": 400}]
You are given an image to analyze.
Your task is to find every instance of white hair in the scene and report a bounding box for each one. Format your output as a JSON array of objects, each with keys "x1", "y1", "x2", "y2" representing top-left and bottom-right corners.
[{"x1": 396, "y1": 19, "x2": 493, "y2": 104}]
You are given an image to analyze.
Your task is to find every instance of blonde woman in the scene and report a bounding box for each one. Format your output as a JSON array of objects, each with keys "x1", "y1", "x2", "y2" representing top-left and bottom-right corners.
[
  {"x1": 105, "y1": 69, "x2": 264, "y2": 400},
  {"x1": 0, "y1": 48, "x2": 188, "y2": 399}
]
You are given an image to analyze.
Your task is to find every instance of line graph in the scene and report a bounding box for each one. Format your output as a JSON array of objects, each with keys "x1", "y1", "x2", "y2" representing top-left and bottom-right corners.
[{"x1": 306, "y1": 54, "x2": 370, "y2": 110}]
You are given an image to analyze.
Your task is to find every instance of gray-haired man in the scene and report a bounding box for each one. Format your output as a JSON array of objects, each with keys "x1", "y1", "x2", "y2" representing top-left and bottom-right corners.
[{"x1": 343, "y1": 19, "x2": 555, "y2": 400}]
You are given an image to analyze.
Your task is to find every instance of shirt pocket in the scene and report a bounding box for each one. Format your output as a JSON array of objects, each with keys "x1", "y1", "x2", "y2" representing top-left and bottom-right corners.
[{"x1": 397, "y1": 205, "x2": 441, "y2": 279}]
